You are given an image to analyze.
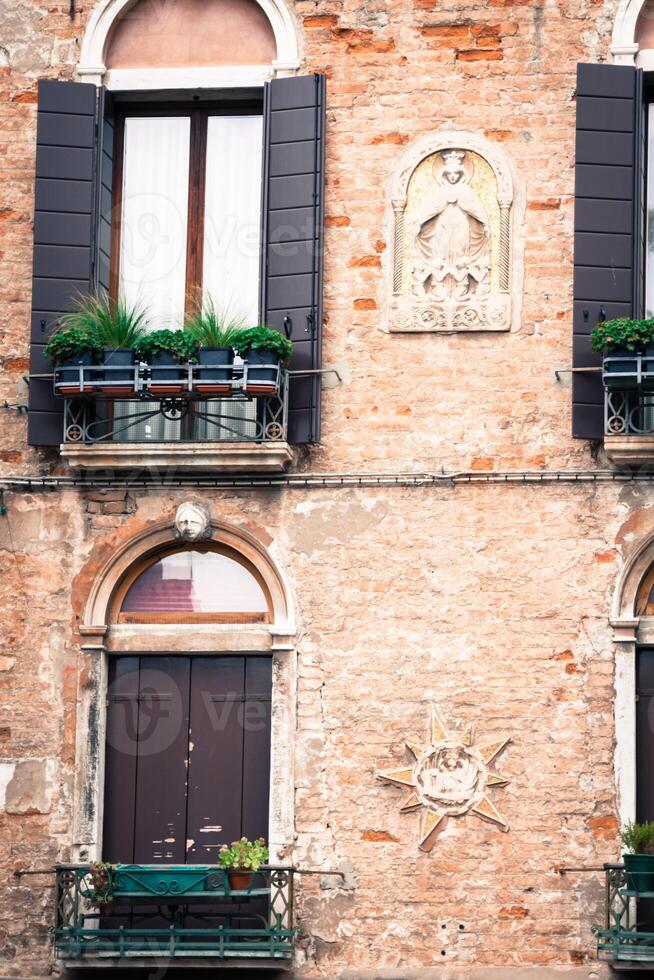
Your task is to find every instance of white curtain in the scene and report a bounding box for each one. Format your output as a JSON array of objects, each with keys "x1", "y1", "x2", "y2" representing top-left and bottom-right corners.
[
  {"x1": 120, "y1": 116, "x2": 191, "y2": 329},
  {"x1": 203, "y1": 115, "x2": 263, "y2": 325}
]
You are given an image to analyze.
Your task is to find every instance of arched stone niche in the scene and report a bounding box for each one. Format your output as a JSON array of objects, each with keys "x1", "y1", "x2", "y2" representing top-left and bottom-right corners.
[{"x1": 386, "y1": 131, "x2": 522, "y2": 334}]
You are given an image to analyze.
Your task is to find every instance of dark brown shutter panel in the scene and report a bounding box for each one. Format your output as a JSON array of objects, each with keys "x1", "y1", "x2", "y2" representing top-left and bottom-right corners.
[
  {"x1": 28, "y1": 80, "x2": 108, "y2": 446},
  {"x1": 572, "y1": 63, "x2": 644, "y2": 439},
  {"x1": 260, "y1": 73, "x2": 326, "y2": 444}
]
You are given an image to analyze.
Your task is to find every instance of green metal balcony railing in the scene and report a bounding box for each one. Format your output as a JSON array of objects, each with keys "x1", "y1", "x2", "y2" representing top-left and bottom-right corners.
[
  {"x1": 54, "y1": 864, "x2": 294, "y2": 963},
  {"x1": 596, "y1": 862, "x2": 654, "y2": 963}
]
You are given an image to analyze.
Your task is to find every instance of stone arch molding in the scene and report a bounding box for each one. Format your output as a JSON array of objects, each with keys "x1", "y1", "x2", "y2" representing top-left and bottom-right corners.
[
  {"x1": 612, "y1": 0, "x2": 649, "y2": 65},
  {"x1": 78, "y1": 0, "x2": 301, "y2": 88},
  {"x1": 386, "y1": 130, "x2": 523, "y2": 334},
  {"x1": 80, "y1": 510, "x2": 296, "y2": 648},
  {"x1": 611, "y1": 528, "x2": 654, "y2": 634}
]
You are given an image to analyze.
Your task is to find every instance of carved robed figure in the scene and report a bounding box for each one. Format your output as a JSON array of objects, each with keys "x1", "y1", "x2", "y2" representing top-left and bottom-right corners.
[{"x1": 413, "y1": 150, "x2": 490, "y2": 303}]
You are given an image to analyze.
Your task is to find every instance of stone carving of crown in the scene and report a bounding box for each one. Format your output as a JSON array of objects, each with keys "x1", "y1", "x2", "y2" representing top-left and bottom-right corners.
[{"x1": 441, "y1": 149, "x2": 465, "y2": 165}]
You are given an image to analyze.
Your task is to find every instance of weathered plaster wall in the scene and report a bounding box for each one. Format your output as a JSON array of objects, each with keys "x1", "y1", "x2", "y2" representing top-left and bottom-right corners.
[
  {"x1": 0, "y1": 483, "x2": 640, "y2": 975},
  {"x1": 0, "y1": 0, "x2": 643, "y2": 976}
]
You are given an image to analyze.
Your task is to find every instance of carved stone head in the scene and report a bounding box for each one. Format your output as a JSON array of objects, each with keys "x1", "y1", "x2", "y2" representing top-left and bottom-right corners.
[{"x1": 174, "y1": 502, "x2": 212, "y2": 541}]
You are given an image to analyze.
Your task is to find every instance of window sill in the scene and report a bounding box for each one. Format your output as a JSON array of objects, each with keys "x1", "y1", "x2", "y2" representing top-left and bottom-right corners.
[
  {"x1": 604, "y1": 435, "x2": 654, "y2": 467},
  {"x1": 60, "y1": 441, "x2": 294, "y2": 473}
]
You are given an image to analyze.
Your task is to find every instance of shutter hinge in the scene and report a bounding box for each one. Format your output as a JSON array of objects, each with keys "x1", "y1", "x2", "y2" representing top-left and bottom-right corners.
[{"x1": 306, "y1": 311, "x2": 316, "y2": 335}]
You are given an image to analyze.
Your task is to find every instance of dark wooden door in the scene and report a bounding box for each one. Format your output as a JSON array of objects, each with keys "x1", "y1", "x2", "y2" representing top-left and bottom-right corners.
[
  {"x1": 637, "y1": 649, "x2": 654, "y2": 823},
  {"x1": 103, "y1": 655, "x2": 272, "y2": 864},
  {"x1": 636, "y1": 649, "x2": 654, "y2": 929}
]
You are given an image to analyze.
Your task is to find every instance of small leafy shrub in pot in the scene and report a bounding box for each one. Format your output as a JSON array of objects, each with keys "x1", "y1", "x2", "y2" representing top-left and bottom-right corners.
[
  {"x1": 44, "y1": 326, "x2": 102, "y2": 396},
  {"x1": 136, "y1": 330, "x2": 199, "y2": 394},
  {"x1": 219, "y1": 837, "x2": 269, "y2": 891},
  {"x1": 235, "y1": 327, "x2": 293, "y2": 394},
  {"x1": 591, "y1": 318, "x2": 654, "y2": 354},
  {"x1": 621, "y1": 821, "x2": 654, "y2": 893}
]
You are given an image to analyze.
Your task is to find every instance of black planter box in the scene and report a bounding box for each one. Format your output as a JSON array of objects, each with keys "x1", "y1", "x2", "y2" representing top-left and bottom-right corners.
[
  {"x1": 244, "y1": 348, "x2": 280, "y2": 394},
  {"x1": 196, "y1": 347, "x2": 234, "y2": 395},
  {"x1": 149, "y1": 350, "x2": 185, "y2": 393},
  {"x1": 603, "y1": 346, "x2": 654, "y2": 390},
  {"x1": 55, "y1": 352, "x2": 94, "y2": 396},
  {"x1": 101, "y1": 348, "x2": 136, "y2": 395}
]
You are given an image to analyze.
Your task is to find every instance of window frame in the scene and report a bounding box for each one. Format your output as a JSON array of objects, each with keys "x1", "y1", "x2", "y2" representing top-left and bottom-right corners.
[
  {"x1": 109, "y1": 542, "x2": 273, "y2": 625},
  {"x1": 109, "y1": 98, "x2": 264, "y2": 316}
]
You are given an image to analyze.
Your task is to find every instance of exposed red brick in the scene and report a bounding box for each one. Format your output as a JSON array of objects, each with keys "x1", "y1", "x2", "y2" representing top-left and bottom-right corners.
[
  {"x1": 499, "y1": 906, "x2": 529, "y2": 919},
  {"x1": 362, "y1": 829, "x2": 399, "y2": 842},
  {"x1": 348, "y1": 255, "x2": 382, "y2": 268},
  {"x1": 529, "y1": 199, "x2": 561, "y2": 210},
  {"x1": 456, "y1": 49, "x2": 503, "y2": 60},
  {"x1": 304, "y1": 14, "x2": 339, "y2": 28},
  {"x1": 370, "y1": 132, "x2": 409, "y2": 144},
  {"x1": 353, "y1": 298, "x2": 378, "y2": 310},
  {"x1": 419, "y1": 24, "x2": 470, "y2": 40},
  {"x1": 587, "y1": 815, "x2": 619, "y2": 841},
  {"x1": 325, "y1": 215, "x2": 351, "y2": 227}
]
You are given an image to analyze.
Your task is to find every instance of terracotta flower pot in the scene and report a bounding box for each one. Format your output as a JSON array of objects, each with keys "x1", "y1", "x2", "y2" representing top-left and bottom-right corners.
[{"x1": 228, "y1": 870, "x2": 253, "y2": 891}]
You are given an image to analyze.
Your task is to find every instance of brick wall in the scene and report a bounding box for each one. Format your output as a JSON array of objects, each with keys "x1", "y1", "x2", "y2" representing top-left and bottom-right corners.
[{"x1": 0, "y1": 0, "x2": 640, "y2": 975}]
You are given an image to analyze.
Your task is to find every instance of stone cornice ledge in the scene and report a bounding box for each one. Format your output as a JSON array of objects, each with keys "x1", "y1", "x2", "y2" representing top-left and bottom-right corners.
[
  {"x1": 61, "y1": 442, "x2": 294, "y2": 474},
  {"x1": 610, "y1": 617, "x2": 640, "y2": 643}
]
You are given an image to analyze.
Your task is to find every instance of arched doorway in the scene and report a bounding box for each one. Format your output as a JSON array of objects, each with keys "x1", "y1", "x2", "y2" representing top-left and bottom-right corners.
[
  {"x1": 72, "y1": 511, "x2": 296, "y2": 867},
  {"x1": 103, "y1": 542, "x2": 275, "y2": 864}
]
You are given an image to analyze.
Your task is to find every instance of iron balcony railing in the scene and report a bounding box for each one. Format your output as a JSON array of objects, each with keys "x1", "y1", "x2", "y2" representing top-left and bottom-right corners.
[
  {"x1": 595, "y1": 862, "x2": 654, "y2": 963},
  {"x1": 604, "y1": 352, "x2": 654, "y2": 437},
  {"x1": 54, "y1": 361, "x2": 288, "y2": 445},
  {"x1": 54, "y1": 863, "x2": 294, "y2": 963}
]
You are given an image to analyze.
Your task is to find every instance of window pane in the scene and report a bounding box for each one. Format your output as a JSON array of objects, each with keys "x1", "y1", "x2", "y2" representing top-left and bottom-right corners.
[
  {"x1": 203, "y1": 115, "x2": 263, "y2": 323},
  {"x1": 121, "y1": 550, "x2": 268, "y2": 614},
  {"x1": 120, "y1": 116, "x2": 191, "y2": 329},
  {"x1": 647, "y1": 104, "x2": 654, "y2": 316}
]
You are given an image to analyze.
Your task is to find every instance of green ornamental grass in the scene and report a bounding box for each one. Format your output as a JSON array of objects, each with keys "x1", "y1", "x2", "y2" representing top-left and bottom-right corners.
[{"x1": 184, "y1": 298, "x2": 249, "y2": 349}]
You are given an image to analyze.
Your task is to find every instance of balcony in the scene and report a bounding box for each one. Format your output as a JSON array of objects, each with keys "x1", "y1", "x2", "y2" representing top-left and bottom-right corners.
[
  {"x1": 54, "y1": 863, "x2": 294, "y2": 968},
  {"x1": 596, "y1": 863, "x2": 654, "y2": 965},
  {"x1": 54, "y1": 360, "x2": 293, "y2": 473},
  {"x1": 602, "y1": 352, "x2": 654, "y2": 465}
]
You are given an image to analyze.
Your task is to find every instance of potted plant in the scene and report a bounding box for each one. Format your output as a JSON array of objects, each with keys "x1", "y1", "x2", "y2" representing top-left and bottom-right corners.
[
  {"x1": 184, "y1": 299, "x2": 246, "y2": 395},
  {"x1": 622, "y1": 821, "x2": 654, "y2": 893},
  {"x1": 136, "y1": 329, "x2": 199, "y2": 395},
  {"x1": 219, "y1": 836, "x2": 269, "y2": 892},
  {"x1": 87, "y1": 861, "x2": 114, "y2": 907},
  {"x1": 591, "y1": 317, "x2": 654, "y2": 389},
  {"x1": 235, "y1": 326, "x2": 293, "y2": 395},
  {"x1": 50, "y1": 292, "x2": 147, "y2": 396},
  {"x1": 43, "y1": 325, "x2": 102, "y2": 396}
]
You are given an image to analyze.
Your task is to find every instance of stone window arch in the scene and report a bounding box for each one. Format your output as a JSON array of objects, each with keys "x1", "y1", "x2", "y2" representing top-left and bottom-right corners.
[
  {"x1": 78, "y1": 0, "x2": 301, "y2": 89},
  {"x1": 611, "y1": 0, "x2": 654, "y2": 66}
]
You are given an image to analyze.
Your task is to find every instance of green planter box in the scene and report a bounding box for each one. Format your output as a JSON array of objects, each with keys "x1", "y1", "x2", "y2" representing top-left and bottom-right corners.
[
  {"x1": 623, "y1": 853, "x2": 654, "y2": 893},
  {"x1": 112, "y1": 865, "x2": 216, "y2": 897}
]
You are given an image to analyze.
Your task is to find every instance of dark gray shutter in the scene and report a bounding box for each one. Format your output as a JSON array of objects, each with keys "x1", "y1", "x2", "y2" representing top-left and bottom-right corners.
[
  {"x1": 260, "y1": 73, "x2": 325, "y2": 444},
  {"x1": 28, "y1": 80, "x2": 109, "y2": 446},
  {"x1": 573, "y1": 63, "x2": 644, "y2": 439}
]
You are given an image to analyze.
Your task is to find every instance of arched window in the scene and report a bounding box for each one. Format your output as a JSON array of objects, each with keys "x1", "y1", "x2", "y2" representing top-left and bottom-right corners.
[
  {"x1": 105, "y1": 0, "x2": 277, "y2": 70},
  {"x1": 112, "y1": 545, "x2": 271, "y2": 623}
]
